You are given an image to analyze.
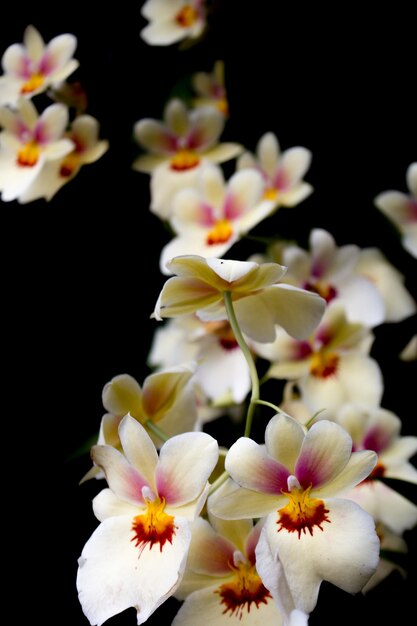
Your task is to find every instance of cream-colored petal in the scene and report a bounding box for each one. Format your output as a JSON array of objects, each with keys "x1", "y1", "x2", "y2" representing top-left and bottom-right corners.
[
  {"x1": 280, "y1": 182, "x2": 313, "y2": 207},
  {"x1": 102, "y1": 374, "x2": 143, "y2": 418},
  {"x1": 141, "y1": 0, "x2": 183, "y2": 20},
  {"x1": 134, "y1": 118, "x2": 176, "y2": 154},
  {"x1": 406, "y1": 162, "x2": 417, "y2": 197},
  {"x1": 92, "y1": 488, "x2": 140, "y2": 522},
  {"x1": 312, "y1": 450, "x2": 377, "y2": 498},
  {"x1": 257, "y1": 132, "x2": 280, "y2": 178},
  {"x1": 374, "y1": 190, "x2": 412, "y2": 227},
  {"x1": 23, "y1": 25, "x2": 44, "y2": 61},
  {"x1": 141, "y1": 20, "x2": 186, "y2": 46},
  {"x1": 118, "y1": 415, "x2": 159, "y2": 484},
  {"x1": 1, "y1": 43, "x2": 28, "y2": 77},
  {"x1": 208, "y1": 478, "x2": 282, "y2": 520},
  {"x1": 142, "y1": 364, "x2": 194, "y2": 421},
  {"x1": 280, "y1": 147, "x2": 312, "y2": 187},
  {"x1": 42, "y1": 34, "x2": 77, "y2": 76},
  {"x1": 188, "y1": 106, "x2": 224, "y2": 151},
  {"x1": 185, "y1": 517, "x2": 234, "y2": 576},
  {"x1": 37, "y1": 103, "x2": 69, "y2": 143},
  {"x1": 265, "y1": 413, "x2": 305, "y2": 470}
]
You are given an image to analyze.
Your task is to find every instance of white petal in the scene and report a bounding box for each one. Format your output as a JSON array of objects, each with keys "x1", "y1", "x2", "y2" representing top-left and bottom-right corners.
[
  {"x1": 265, "y1": 413, "x2": 305, "y2": 470},
  {"x1": 1, "y1": 43, "x2": 28, "y2": 77},
  {"x1": 77, "y1": 515, "x2": 191, "y2": 626},
  {"x1": 24, "y1": 25, "x2": 44, "y2": 61},
  {"x1": 41, "y1": 33, "x2": 77, "y2": 76},
  {"x1": 406, "y1": 162, "x2": 417, "y2": 196},
  {"x1": 280, "y1": 147, "x2": 312, "y2": 187},
  {"x1": 134, "y1": 118, "x2": 176, "y2": 154},
  {"x1": 188, "y1": 106, "x2": 224, "y2": 151},
  {"x1": 156, "y1": 432, "x2": 218, "y2": 506},
  {"x1": 185, "y1": 517, "x2": 233, "y2": 576},
  {"x1": 17, "y1": 159, "x2": 67, "y2": 203},
  {"x1": 141, "y1": 0, "x2": 183, "y2": 20},
  {"x1": 93, "y1": 488, "x2": 140, "y2": 522},
  {"x1": 204, "y1": 142, "x2": 243, "y2": 164},
  {"x1": 309, "y1": 228, "x2": 336, "y2": 276},
  {"x1": 313, "y1": 450, "x2": 377, "y2": 498},
  {"x1": 42, "y1": 138, "x2": 74, "y2": 160},
  {"x1": 225, "y1": 169, "x2": 265, "y2": 217},
  {"x1": 349, "y1": 481, "x2": 417, "y2": 534},
  {"x1": 263, "y1": 498, "x2": 379, "y2": 613},
  {"x1": 141, "y1": 20, "x2": 186, "y2": 46},
  {"x1": 102, "y1": 374, "x2": 142, "y2": 416},
  {"x1": 0, "y1": 158, "x2": 43, "y2": 202},
  {"x1": 257, "y1": 132, "x2": 280, "y2": 178},
  {"x1": 119, "y1": 415, "x2": 159, "y2": 484},
  {"x1": 279, "y1": 182, "x2": 313, "y2": 207},
  {"x1": 206, "y1": 257, "x2": 257, "y2": 282},
  {"x1": 337, "y1": 276, "x2": 385, "y2": 327},
  {"x1": 282, "y1": 247, "x2": 311, "y2": 283},
  {"x1": 382, "y1": 436, "x2": 417, "y2": 464},
  {"x1": 374, "y1": 190, "x2": 412, "y2": 226},
  {"x1": 403, "y1": 226, "x2": 417, "y2": 258},
  {"x1": 36, "y1": 103, "x2": 68, "y2": 143},
  {"x1": 208, "y1": 478, "x2": 280, "y2": 520},
  {"x1": 0, "y1": 76, "x2": 21, "y2": 106}
]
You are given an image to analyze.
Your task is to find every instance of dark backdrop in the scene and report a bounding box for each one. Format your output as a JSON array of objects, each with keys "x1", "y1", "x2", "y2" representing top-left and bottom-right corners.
[{"x1": 2, "y1": 3, "x2": 416, "y2": 625}]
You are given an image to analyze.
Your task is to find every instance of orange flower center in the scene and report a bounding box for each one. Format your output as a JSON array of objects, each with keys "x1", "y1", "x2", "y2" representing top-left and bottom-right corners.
[
  {"x1": 206, "y1": 219, "x2": 233, "y2": 245},
  {"x1": 17, "y1": 141, "x2": 40, "y2": 167},
  {"x1": 131, "y1": 497, "x2": 176, "y2": 553},
  {"x1": 170, "y1": 149, "x2": 200, "y2": 171},
  {"x1": 305, "y1": 280, "x2": 337, "y2": 303},
  {"x1": 277, "y1": 485, "x2": 330, "y2": 538},
  {"x1": 216, "y1": 562, "x2": 271, "y2": 618},
  {"x1": 60, "y1": 152, "x2": 80, "y2": 178},
  {"x1": 176, "y1": 5, "x2": 198, "y2": 27},
  {"x1": 310, "y1": 351, "x2": 339, "y2": 378},
  {"x1": 20, "y1": 73, "x2": 44, "y2": 94},
  {"x1": 263, "y1": 187, "x2": 278, "y2": 201},
  {"x1": 216, "y1": 98, "x2": 229, "y2": 116}
]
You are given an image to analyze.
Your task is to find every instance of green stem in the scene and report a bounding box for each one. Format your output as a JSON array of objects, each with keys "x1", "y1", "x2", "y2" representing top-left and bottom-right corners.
[
  {"x1": 255, "y1": 399, "x2": 283, "y2": 414},
  {"x1": 223, "y1": 291, "x2": 260, "y2": 437},
  {"x1": 208, "y1": 470, "x2": 229, "y2": 496},
  {"x1": 145, "y1": 420, "x2": 169, "y2": 442}
]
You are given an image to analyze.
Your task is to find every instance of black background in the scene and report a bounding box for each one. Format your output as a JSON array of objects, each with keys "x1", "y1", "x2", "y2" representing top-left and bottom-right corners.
[{"x1": 2, "y1": 3, "x2": 416, "y2": 625}]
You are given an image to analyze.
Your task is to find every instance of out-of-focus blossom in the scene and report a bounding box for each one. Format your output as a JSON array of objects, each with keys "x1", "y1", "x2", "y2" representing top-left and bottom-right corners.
[
  {"x1": 252, "y1": 303, "x2": 384, "y2": 419},
  {"x1": 148, "y1": 315, "x2": 251, "y2": 405},
  {"x1": 209, "y1": 413, "x2": 379, "y2": 614},
  {"x1": 82, "y1": 364, "x2": 199, "y2": 482},
  {"x1": 173, "y1": 516, "x2": 300, "y2": 626},
  {"x1": 192, "y1": 60, "x2": 228, "y2": 116},
  {"x1": 374, "y1": 162, "x2": 417, "y2": 258},
  {"x1": 154, "y1": 255, "x2": 325, "y2": 343},
  {"x1": 399, "y1": 335, "x2": 417, "y2": 361},
  {"x1": 237, "y1": 132, "x2": 312, "y2": 210},
  {"x1": 18, "y1": 114, "x2": 108, "y2": 203},
  {"x1": 77, "y1": 415, "x2": 218, "y2": 626},
  {"x1": 140, "y1": 0, "x2": 206, "y2": 47},
  {"x1": 0, "y1": 25, "x2": 78, "y2": 106},
  {"x1": 362, "y1": 522, "x2": 408, "y2": 593},
  {"x1": 132, "y1": 98, "x2": 242, "y2": 218},
  {"x1": 47, "y1": 80, "x2": 88, "y2": 115},
  {"x1": 160, "y1": 164, "x2": 275, "y2": 272},
  {"x1": 336, "y1": 404, "x2": 417, "y2": 534},
  {"x1": 0, "y1": 97, "x2": 73, "y2": 201}
]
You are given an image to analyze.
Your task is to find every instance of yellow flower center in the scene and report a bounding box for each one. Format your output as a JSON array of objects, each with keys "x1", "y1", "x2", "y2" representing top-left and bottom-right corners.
[
  {"x1": 60, "y1": 152, "x2": 81, "y2": 178},
  {"x1": 175, "y1": 5, "x2": 198, "y2": 27},
  {"x1": 216, "y1": 562, "x2": 271, "y2": 618},
  {"x1": 206, "y1": 219, "x2": 233, "y2": 245},
  {"x1": 310, "y1": 351, "x2": 339, "y2": 378},
  {"x1": 20, "y1": 73, "x2": 44, "y2": 94},
  {"x1": 263, "y1": 187, "x2": 278, "y2": 201},
  {"x1": 216, "y1": 98, "x2": 229, "y2": 116},
  {"x1": 17, "y1": 141, "x2": 40, "y2": 167},
  {"x1": 131, "y1": 497, "x2": 176, "y2": 553},
  {"x1": 277, "y1": 485, "x2": 330, "y2": 538},
  {"x1": 170, "y1": 149, "x2": 200, "y2": 171}
]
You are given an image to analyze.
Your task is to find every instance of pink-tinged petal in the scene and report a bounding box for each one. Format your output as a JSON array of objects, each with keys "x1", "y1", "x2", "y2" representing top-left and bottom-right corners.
[
  {"x1": 204, "y1": 142, "x2": 243, "y2": 164},
  {"x1": 169, "y1": 484, "x2": 210, "y2": 521},
  {"x1": 171, "y1": 188, "x2": 216, "y2": 230},
  {"x1": 210, "y1": 517, "x2": 254, "y2": 554},
  {"x1": 118, "y1": 415, "x2": 159, "y2": 485},
  {"x1": 134, "y1": 118, "x2": 177, "y2": 155},
  {"x1": 295, "y1": 420, "x2": 353, "y2": 488},
  {"x1": 156, "y1": 431, "x2": 218, "y2": 505},
  {"x1": 226, "y1": 437, "x2": 290, "y2": 494},
  {"x1": 187, "y1": 106, "x2": 224, "y2": 151},
  {"x1": 234, "y1": 284, "x2": 325, "y2": 343},
  {"x1": 312, "y1": 450, "x2": 377, "y2": 498},
  {"x1": 186, "y1": 517, "x2": 234, "y2": 576},
  {"x1": 258, "y1": 132, "x2": 281, "y2": 178},
  {"x1": 92, "y1": 444, "x2": 150, "y2": 505},
  {"x1": 363, "y1": 409, "x2": 401, "y2": 452},
  {"x1": 280, "y1": 147, "x2": 312, "y2": 187},
  {"x1": 102, "y1": 373, "x2": 143, "y2": 416},
  {"x1": 224, "y1": 169, "x2": 265, "y2": 219},
  {"x1": 208, "y1": 478, "x2": 283, "y2": 520},
  {"x1": 35, "y1": 103, "x2": 68, "y2": 144},
  {"x1": 165, "y1": 98, "x2": 189, "y2": 136},
  {"x1": 309, "y1": 228, "x2": 336, "y2": 277},
  {"x1": 142, "y1": 364, "x2": 194, "y2": 420},
  {"x1": 263, "y1": 498, "x2": 379, "y2": 613},
  {"x1": 77, "y1": 514, "x2": 191, "y2": 626},
  {"x1": 39, "y1": 33, "x2": 77, "y2": 76},
  {"x1": 198, "y1": 163, "x2": 225, "y2": 211},
  {"x1": 17, "y1": 96, "x2": 38, "y2": 129},
  {"x1": 1, "y1": 44, "x2": 31, "y2": 78},
  {"x1": 172, "y1": 583, "x2": 281, "y2": 626},
  {"x1": 265, "y1": 414, "x2": 305, "y2": 471},
  {"x1": 245, "y1": 519, "x2": 264, "y2": 564},
  {"x1": 349, "y1": 481, "x2": 417, "y2": 534},
  {"x1": 23, "y1": 25, "x2": 44, "y2": 61},
  {"x1": 93, "y1": 488, "x2": 141, "y2": 522},
  {"x1": 407, "y1": 162, "x2": 417, "y2": 197},
  {"x1": 338, "y1": 276, "x2": 385, "y2": 327},
  {"x1": 141, "y1": 20, "x2": 186, "y2": 46}
]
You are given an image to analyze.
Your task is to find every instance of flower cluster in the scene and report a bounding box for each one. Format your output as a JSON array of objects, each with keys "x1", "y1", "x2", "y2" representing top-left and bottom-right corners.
[
  {"x1": 0, "y1": 25, "x2": 108, "y2": 203},
  {"x1": 5, "y1": 6, "x2": 414, "y2": 626}
]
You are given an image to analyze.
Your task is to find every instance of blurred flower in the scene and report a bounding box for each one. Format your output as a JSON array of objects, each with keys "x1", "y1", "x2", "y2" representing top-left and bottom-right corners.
[
  {"x1": 77, "y1": 415, "x2": 218, "y2": 625},
  {"x1": 132, "y1": 98, "x2": 242, "y2": 218},
  {"x1": 18, "y1": 114, "x2": 108, "y2": 202},
  {"x1": 140, "y1": 0, "x2": 207, "y2": 46},
  {"x1": 374, "y1": 162, "x2": 417, "y2": 258},
  {"x1": 237, "y1": 131, "x2": 312, "y2": 209},
  {"x1": 160, "y1": 164, "x2": 275, "y2": 272},
  {"x1": 0, "y1": 24, "x2": 78, "y2": 106},
  {"x1": 362, "y1": 522, "x2": 408, "y2": 593},
  {"x1": 209, "y1": 413, "x2": 379, "y2": 614},
  {"x1": 0, "y1": 97, "x2": 73, "y2": 201},
  {"x1": 154, "y1": 255, "x2": 326, "y2": 343},
  {"x1": 192, "y1": 60, "x2": 228, "y2": 116},
  {"x1": 336, "y1": 404, "x2": 417, "y2": 534},
  {"x1": 399, "y1": 335, "x2": 417, "y2": 361},
  {"x1": 252, "y1": 303, "x2": 384, "y2": 418}
]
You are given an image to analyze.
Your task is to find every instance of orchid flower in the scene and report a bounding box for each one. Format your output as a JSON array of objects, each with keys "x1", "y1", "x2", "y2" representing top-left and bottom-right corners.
[
  {"x1": 140, "y1": 0, "x2": 207, "y2": 46},
  {"x1": 374, "y1": 162, "x2": 417, "y2": 258},
  {"x1": 77, "y1": 415, "x2": 218, "y2": 625},
  {"x1": 0, "y1": 97, "x2": 73, "y2": 201},
  {"x1": 209, "y1": 413, "x2": 380, "y2": 613},
  {"x1": 192, "y1": 60, "x2": 228, "y2": 116},
  {"x1": 154, "y1": 255, "x2": 325, "y2": 343},
  {"x1": 0, "y1": 25, "x2": 78, "y2": 106},
  {"x1": 237, "y1": 131, "x2": 312, "y2": 209}
]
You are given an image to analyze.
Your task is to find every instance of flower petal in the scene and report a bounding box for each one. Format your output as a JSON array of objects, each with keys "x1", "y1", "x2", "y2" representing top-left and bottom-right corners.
[
  {"x1": 186, "y1": 517, "x2": 234, "y2": 576},
  {"x1": 141, "y1": 20, "x2": 186, "y2": 46},
  {"x1": 142, "y1": 364, "x2": 194, "y2": 421},
  {"x1": 154, "y1": 276, "x2": 220, "y2": 320},
  {"x1": 118, "y1": 415, "x2": 159, "y2": 484},
  {"x1": 77, "y1": 514, "x2": 191, "y2": 626},
  {"x1": 41, "y1": 34, "x2": 77, "y2": 76},
  {"x1": 265, "y1": 413, "x2": 305, "y2": 470},
  {"x1": 204, "y1": 142, "x2": 243, "y2": 164},
  {"x1": 24, "y1": 25, "x2": 44, "y2": 61},
  {"x1": 280, "y1": 147, "x2": 312, "y2": 187},
  {"x1": 349, "y1": 481, "x2": 417, "y2": 534},
  {"x1": 188, "y1": 106, "x2": 224, "y2": 151},
  {"x1": 312, "y1": 450, "x2": 377, "y2": 498},
  {"x1": 156, "y1": 431, "x2": 218, "y2": 505},
  {"x1": 374, "y1": 191, "x2": 412, "y2": 227},
  {"x1": 258, "y1": 132, "x2": 280, "y2": 178},
  {"x1": 102, "y1": 373, "x2": 143, "y2": 417},
  {"x1": 208, "y1": 478, "x2": 282, "y2": 520},
  {"x1": 134, "y1": 118, "x2": 176, "y2": 155},
  {"x1": 36, "y1": 103, "x2": 68, "y2": 143},
  {"x1": 93, "y1": 488, "x2": 140, "y2": 522},
  {"x1": 224, "y1": 169, "x2": 265, "y2": 218},
  {"x1": 406, "y1": 162, "x2": 417, "y2": 197},
  {"x1": 1, "y1": 43, "x2": 28, "y2": 77}
]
